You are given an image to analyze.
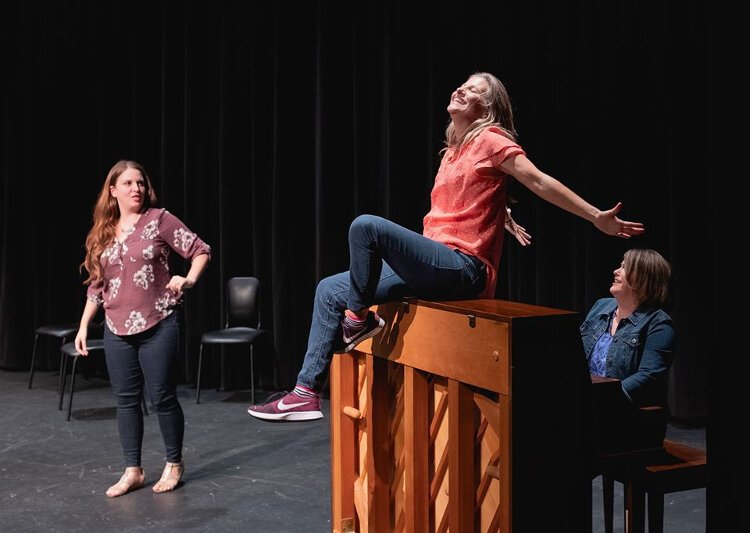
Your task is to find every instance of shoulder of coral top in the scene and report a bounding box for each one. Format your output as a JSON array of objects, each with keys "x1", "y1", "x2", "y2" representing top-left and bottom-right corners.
[{"x1": 483, "y1": 125, "x2": 521, "y2": 146}]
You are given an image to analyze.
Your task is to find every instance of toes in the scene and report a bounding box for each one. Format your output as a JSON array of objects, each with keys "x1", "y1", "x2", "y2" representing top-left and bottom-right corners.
[
  {"x1": 152, "y1": 476, "x2": 179, "y2": 493},
  {"x1": 152, "y1": 463, "x2": 183, "y2": 493},
  {"x1": 152, "y1": 482, "x2": 171, "y2": 493}
]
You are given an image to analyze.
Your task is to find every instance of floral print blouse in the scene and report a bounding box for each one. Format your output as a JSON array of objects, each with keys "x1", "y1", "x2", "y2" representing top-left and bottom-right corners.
[{"x1": 87, "y1": 208, "x2": 211, "y2": 335}]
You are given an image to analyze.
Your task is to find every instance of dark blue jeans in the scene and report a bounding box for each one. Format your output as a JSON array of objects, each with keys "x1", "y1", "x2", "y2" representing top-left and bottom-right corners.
[
  {"x1": 296, "y1": 214, "x2": 486, "y2": 390},
  {"x1": 103, "y1": 311, "x2": 184, "y2": 467}
]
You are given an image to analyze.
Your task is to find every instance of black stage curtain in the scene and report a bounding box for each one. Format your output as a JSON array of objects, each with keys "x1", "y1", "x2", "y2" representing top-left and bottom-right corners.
[
  {"x1": 0, "y1": 1, "x2": 707, "y2": 416},
  {"x1": 5, "y1": 1, "x2": 735, "y2": 528}
]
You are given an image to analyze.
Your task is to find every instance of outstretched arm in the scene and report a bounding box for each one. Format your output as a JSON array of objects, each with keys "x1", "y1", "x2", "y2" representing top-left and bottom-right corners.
[{"x1": 500, "y1": 154, "x2": 645, "y2": 238}]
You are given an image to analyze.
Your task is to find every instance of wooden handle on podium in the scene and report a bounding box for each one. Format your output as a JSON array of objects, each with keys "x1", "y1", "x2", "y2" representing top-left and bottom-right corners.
[
  {"x1": 343, "y1": 406, "x2": 362, "y2": 419},
  {"x1": 486, "y1": 465, "x2": 501, "y2": 480}
]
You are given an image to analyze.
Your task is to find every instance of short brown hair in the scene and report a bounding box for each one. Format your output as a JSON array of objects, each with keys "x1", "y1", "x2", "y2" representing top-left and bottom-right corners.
[{"x1": 623, "y1": 249, "x2": 672, "y2": 308}]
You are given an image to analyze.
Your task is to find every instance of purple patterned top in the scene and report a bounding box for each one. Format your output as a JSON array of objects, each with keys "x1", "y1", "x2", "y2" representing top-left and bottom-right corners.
[{"x1": 87, "y1": 208, "x2": 211, "y2": 335}]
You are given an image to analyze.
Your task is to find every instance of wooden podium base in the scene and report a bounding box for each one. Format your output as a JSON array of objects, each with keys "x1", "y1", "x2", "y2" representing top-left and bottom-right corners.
[{"x1": 329, "y1": 298, "x2": 592, "y2": 533}]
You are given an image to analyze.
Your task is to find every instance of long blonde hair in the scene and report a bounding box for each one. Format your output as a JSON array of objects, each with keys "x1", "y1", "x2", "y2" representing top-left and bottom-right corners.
[
  {"x1": 443, "y1": 72, "x2": 517, "y2": 152},
  {"x1": 81, "y1": 160, "x2": 157, "y2": 285}
]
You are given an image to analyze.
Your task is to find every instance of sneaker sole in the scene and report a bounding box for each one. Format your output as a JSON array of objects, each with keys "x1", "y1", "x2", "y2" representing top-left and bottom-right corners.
[
  {"x1": 246, "y1": 408, "x2": 324, "y2": 421},
  {"x1": 342, "y1": 319, "x2": 385, "y2": 353}
]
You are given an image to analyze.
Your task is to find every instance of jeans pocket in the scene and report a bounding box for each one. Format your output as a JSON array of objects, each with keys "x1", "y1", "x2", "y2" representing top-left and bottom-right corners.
[{"x1": 453, "y1": 251, "x2": 486, "y2": 298}]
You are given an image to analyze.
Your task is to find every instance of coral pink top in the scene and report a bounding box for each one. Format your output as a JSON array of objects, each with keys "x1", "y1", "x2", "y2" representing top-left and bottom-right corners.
[
  {"x1": 87, "y1": 208, "x2": 211, "y2": 335},
  {"x1": 423, "y1": 127, "x2": 524, "y2": 298}
]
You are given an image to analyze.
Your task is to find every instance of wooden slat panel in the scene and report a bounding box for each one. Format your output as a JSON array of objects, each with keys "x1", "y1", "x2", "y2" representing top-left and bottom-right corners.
[
  {"x1": 388, "y1": 365, "x2": 405, "y2": 531},
  {"x1": 330, "y1": 298, "x2": 588, "y2": 533},
  {"x1": 355, "y1": 353, "x2": 369, "y2": 532},
  {"x1": 432, "y1": 383, "x2": 449, "y2": 527},
  {"x1": 449, "y1": 379, "x2": 476, "y2": 531},
  {"x1": 366, "y1": 354, "x2": 391, "y2": 532},
  {"x1": 499, "y1": 394, "x2": 511, "y2": 532},
  {"x1": 330, "y1": 353, "x2": 358, "y2": 533},
  {"x1": 474, "y1": 393, "x2": 502, "y2": 531},
  {"x1": 404, "y1": 366, "x2": 430, "y2": 533}
]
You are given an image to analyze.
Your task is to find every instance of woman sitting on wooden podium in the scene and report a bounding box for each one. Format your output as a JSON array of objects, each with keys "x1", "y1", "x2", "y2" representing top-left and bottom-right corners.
[{"x1": 248, "y1": 71, "x2": 645, "y2": 421}]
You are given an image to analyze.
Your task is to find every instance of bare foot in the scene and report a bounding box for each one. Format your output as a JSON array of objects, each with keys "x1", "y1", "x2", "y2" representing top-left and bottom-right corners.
[
  {"x1": 152, "y1": 462, "x2": 184, "y2": 493},
  {"x1": 106, "y1": 467, "x2": 145, "y2": 498}
]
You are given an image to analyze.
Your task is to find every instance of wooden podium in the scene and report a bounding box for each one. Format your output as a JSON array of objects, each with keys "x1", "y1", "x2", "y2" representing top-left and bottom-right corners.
[{"x1": 330, "y1": 298, "x2": 592, "y2": 533}]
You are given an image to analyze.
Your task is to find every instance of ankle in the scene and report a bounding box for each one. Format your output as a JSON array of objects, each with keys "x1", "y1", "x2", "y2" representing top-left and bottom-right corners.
[
  {"x1": 124, "y1": 466, "x2": 144, "y2": 477},
  {"x1": 293, "y1": 385, "x2": 318, "y2": 398},
  {"x1": 345, "y1": 309, "x2": 367, "y2": 321}
]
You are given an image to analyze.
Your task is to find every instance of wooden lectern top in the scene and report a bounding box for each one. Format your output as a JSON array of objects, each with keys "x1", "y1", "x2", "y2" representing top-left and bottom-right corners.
[
  {"x1": 410, "y1": 297, "x2": 578, "y2": 322},
  {"x1": 357, "y1": 297, "x2": 581, "y2": 395}
]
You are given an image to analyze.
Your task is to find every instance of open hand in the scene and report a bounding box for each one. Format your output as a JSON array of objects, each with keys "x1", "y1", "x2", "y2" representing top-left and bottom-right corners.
[{"x1": 594, "y1": 202, "x2": 645, "y2": 238}]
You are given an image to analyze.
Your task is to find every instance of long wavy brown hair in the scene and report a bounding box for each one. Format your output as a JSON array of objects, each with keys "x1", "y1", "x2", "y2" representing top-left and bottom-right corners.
[
  {"x1": 443, "y1": 71, "x2": 517, "y2": 152},
  {"x1": 81, "y1": 160, "x2": 157, "y2": 285}
]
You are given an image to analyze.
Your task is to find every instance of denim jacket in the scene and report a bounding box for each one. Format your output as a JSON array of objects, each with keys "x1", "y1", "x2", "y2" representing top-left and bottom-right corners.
[{"x1": 580, "y1": 298, "x2": 676, "y2": 407}]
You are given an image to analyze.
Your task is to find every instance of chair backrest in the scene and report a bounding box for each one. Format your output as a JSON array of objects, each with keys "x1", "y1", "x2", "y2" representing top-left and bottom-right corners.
[{"x1": 226, "y1": 277, "x2": 261, "y2": 329}]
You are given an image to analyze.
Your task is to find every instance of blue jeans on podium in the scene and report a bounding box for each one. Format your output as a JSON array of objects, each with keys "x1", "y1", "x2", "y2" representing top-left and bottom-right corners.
[{"x1": 296, "y1": 214, "x2": 486, "y2": 391}]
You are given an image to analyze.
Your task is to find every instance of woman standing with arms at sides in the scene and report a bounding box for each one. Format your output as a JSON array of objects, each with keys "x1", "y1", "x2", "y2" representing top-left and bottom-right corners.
[{"x1": 75, "y1": 160, "x2": 211, "y2": 497}]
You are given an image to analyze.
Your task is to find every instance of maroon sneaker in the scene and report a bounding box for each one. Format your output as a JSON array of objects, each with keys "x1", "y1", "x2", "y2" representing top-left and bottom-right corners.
[
  {"x1": 341, "y1": 311, "x2": 385, "y2": 352},
  {"x1": 247, "y1": 391, "x2": 323, "y2": 421}
]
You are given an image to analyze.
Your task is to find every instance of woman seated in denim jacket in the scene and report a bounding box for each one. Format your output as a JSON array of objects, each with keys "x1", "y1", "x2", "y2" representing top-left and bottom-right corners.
[{"x1": 581, "y1": 248, "x2": 675, "y2": 409}]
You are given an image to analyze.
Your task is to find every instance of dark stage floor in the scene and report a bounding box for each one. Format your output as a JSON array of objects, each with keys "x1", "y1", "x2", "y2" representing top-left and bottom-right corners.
[{"x1": 0, "y1": 368, "x2": 705, "y2": 532}]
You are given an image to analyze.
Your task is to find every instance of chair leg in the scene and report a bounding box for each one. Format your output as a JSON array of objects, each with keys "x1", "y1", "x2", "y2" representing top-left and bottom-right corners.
[
  {"x1": 57, "y1": 336, "x2": 69, "y2": 392},
  {"x1": 58, "y1": 352, "x2": 70, "y2": 411},
  {"x1": 66, "y1": 355, "x2": 80, "y2": 421},
  {"x1": 250, "y1": 345, "x2": 255, "y2": 405},
  {"x1": 28, "y1": 334, "x2": 40, "y2": 389},
  {"x1": 219, "y1": 346, "x2": 226, "y2": 391},
  {"x1": 647, "y1": 489, "x2": 664, "y2": 533},
  {"x1": 602, "y1": 474, "x2": 614, "y2": 533},
  {"x1": 58, "y1": 336, "x2": 68, "y2": 386},
  {"x1": 196, "y1": 344, "x2": 204, "y2": 404},
  {"x1": 624, "y1": 480, "x2": 646, "y2": 533}
]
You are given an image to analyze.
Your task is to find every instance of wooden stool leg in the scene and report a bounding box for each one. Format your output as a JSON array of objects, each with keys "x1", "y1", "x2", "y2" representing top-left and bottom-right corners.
[
  {"x1": 624, "y1": 480, "x2": 646, "y2": 533},
  {"x1": 648, "y1": 489, "x2": 664, "y2": 533}
]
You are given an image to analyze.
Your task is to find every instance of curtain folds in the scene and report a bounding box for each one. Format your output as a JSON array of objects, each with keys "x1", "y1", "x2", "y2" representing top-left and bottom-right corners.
[{"x1": 0, "y1": 1, "x2": 706, "y2": 423}]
